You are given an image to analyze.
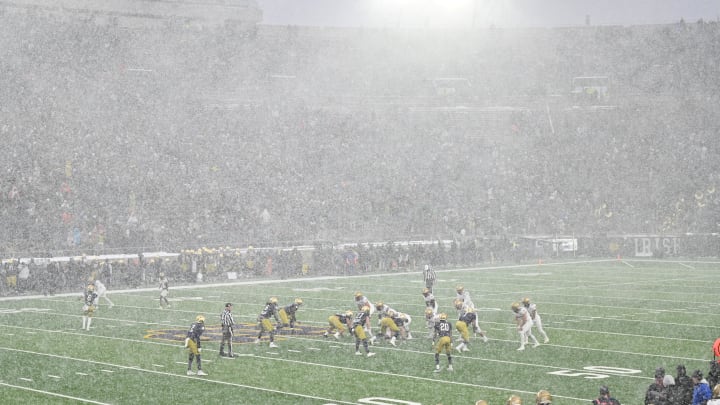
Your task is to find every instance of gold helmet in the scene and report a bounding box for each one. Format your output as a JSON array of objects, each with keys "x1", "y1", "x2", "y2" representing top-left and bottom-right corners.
[
  {"x1": 507, "y1": 395, "x2": 523, "y2": 405},
  {"x1": 375, "y1": 301, "x2": 384, "y2": 310},
  {"x1": 387, "y1": 309, "x2": 396, "y2": 318},
  {"x1": 422, "y1": 287, "x2": 430, "y2": 295},
  {"x1": 345, "y1": 310, "x2": 354, "y2": 318},
  {"x1": 522, "y1": 297, "x2": 531, "y2": 306},
  {"x1": 438, "y1": 313, "x2": 448, "y2": 320},
  {"x1": 536, "y1": 390, "x2": 552, "y2": 405},
  {"x1": 476, "y1": 401, "x2": 488, "y2": 405},
  {"x1": 269, "y1": 297, "x2": 278, "y2": 304},
  {"x1": 454, "y1": 299, "x2": 464, "y2": 310},
  {"x1": 511, "y1": 302, "x2": 521, "y2": 312},
  {"x1": 361, "y1": 305, "x2": 370, "y2": 313},
  {"x1": 87, "y1": 284, "x2": 95, "y2": 291},
  {"x1": 456, "y1": 285, "x2": 464, "y2": 293},
  {"x1": 195, "y1": 315, "x2": 205, "y2": 323},
  {"x1": 354, "y1": 291, "x2": 363, "y2": 299},
  {"x1": 294, "y1": 298, "x2": 303, "y2": 306},
  {"x1": 425, "y1": 308, "x2": 435, "y2": 318}
]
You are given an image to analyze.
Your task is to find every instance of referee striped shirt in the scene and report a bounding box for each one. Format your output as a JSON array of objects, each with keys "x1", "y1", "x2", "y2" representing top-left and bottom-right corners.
[
  {"x1": 221, "y1": 309, "x2": 235, "y2": 327},
  {"x1": 423, "y1": 265, "x2": 436, "y2": 287}
]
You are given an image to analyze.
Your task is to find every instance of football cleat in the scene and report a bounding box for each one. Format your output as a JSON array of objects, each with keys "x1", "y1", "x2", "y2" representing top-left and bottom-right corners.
[
  {"x1": 517, "y1": 346, "x2": 525, "y2": 351},
  {"x1": 197, "y1": 370, "x2": 207, "y2": 376},
  {"x1": 544, "y1": 337, "x2": 550, "y2": 343},
  {"x1": 434, "y1": 365, "x2": 441, "y2": 373},
  {"x1": 532, "y1": 342, "x2": 540, "y2": 348},
  {"x1": 355, "y1": 351, "x2": 362, "y2": 356},
  {"x1": 323, "y1": 331, "x2": 328, "y2": 338},
  {"x1": 186, "y1": 370, "x2": 196, "y2": 375},
  {"x1": 447, "y1": 365, "x2": 454, "y2": 371},
  {"x1": 482, "y1": 335, "x2": 489, "y2": 343},
  {"x1": 390, "y1": 336, "x2": 397, "y2": 347},
  {"x1": 254, "y1": 338, "x2": 261, "y2": 344},
  {"x1": 366, "y1": 352, "x2": 376, "y2": 357},
  {"x1": 333, "y1": 332, "x2": 340, "y2": 340},
  {"x1": 269, "y1": 342, "x2": 278, "y2": 348}
]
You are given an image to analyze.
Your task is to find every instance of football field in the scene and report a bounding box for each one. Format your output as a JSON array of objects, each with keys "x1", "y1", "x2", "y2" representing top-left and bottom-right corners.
[{"x1": 1, "y1": 258, "x2": 718, "y2": 405}]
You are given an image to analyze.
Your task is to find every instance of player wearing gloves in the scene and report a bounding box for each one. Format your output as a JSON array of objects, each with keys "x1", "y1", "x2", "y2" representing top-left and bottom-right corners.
[
  {"x1": 219, "y1": 303, "x2": 237, "y2": 358},
  {"x1": 432, "y1": 313, "x2": 453, "y2": 372},
  {"x1": 185, "y1": 315, "x2": 207, "y2": 376},
  {"x1": 279, "y1": 298, "x2": 303, "y2": 331},
  {"x1": 256, "y1": 297, "x2": 280, "y2": 348},
  {"x1": 352, "y1": 306, "x2": 376, "y2": 357}
]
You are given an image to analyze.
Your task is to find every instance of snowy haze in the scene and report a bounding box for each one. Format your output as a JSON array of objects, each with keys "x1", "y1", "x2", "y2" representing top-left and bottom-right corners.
[{"x1": 257, "y1": 0, "x2": 719, "y2": 28}]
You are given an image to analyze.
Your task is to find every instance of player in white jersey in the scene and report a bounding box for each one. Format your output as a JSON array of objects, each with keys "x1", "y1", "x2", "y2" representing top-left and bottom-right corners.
[
  {"x1": 92, "y1": 279, "x2": 114, "y2": 308},
  {"x1": 425, "y1": 308, "x2": 440, "y2": 342},
  {"x1": 522, "y1": 297, "x2": 549, "y2": 343},
  {"x1": 394, "y1": 311, "x2": 413, "y2": 340},
  {"x1": 512, "y1": 301, "x2": 539, "y2": 351},
  {"x1": 422, "y1": 288, "x2": 439, "y2": 313},
  {"x1": 455, "y1": 285, "x2": 475, "y2": 309},
  {"x1": 454, "y1": 299, "x2": 488, "y2": 343}
]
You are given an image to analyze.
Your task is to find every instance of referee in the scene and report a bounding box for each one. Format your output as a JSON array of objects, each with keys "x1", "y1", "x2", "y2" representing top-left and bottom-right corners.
[
  {"x1": 219, "y1": 303, "x2": 237, "y2": 358},
  {"x1": 423, "y1": 264, "x2": 437, "y2": 293}
]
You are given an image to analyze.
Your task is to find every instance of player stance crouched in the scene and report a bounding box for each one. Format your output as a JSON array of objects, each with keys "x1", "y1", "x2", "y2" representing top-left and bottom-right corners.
[
  {"x1": 325, "y1": 310, "x2": 353, "y2": 339},
  {"x1": 185, "y1": 315, "x2": 207, "y2": 376},
  {"x1": 82, "y1": 283, "x2": 98, "y2": 331},
  {"x1": 279, "y1": 298, "x2": 303, "y2": 332},
  {"x1": 256, "y1": 297, "x2": 280, "y2": 348},
  {"x1": 433, "y1": 313, "x2": 453, "y2": 372},
  {"x1": 352, "y1": 306, "x2": 376, "y2": 357},
  {"x1": 377, "y1": 309, "x2": 402, "y2": 346}
]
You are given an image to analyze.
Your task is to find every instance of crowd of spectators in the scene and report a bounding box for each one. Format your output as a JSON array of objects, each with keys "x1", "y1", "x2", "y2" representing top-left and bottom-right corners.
[{"x1": 1, "y1": 6, "x2": 719, "y2": 261}]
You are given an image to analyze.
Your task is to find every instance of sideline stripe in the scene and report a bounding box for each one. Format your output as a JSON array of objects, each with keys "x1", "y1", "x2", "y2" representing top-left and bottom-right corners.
[
  {"x1": 0, "y1": 346, "x2": 358, "y2": 405},
  {"x1": 0, "y1": 381, "x2": 110, "y2": 405}
]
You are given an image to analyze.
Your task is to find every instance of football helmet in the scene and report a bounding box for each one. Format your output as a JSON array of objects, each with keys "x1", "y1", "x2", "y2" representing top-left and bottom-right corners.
[
  {"x1": 599, "y1": 385, "x2": 610, "y2": 395},
  {"x1": 269, "y1": 297, "x2": 278, "y2": 304},
  {"x1": 195, "y1": 315, "x2": 205, "y2": 323},
  {"x1": 354, "y1": 291, "x2": 363, "y2": 299},
  {"x1": 87, "y1": 284, "x2": 95, "y2": 291},
  {"x1": 422, "y1": 288, "x2": 430, "y2": 295},
  {"x1": 361, "y1": 305, "x2": 370, "y2": 313},
  {"x1": 425, "y1": 308, "x2": 435, "y2": 318},
  {"x1": 511, "y1": 302, "x2": 521, "y2": 312},
  {"x1": 387, "y1": 310, "x2": 396, "y2": 318},
  {"x1": 536, "y1": 390, "x2": 552, "y2": 404},
  {"x1": 507, "y1": 395, "x2": 522, "y2": 405},
  {"x1": 456, "y1": 285, "x2": 464, "y2": 293},
  {"x1": 522, "y1": 297, "x2": 531, "y2": 306},
  {"x1": 438, "y1": 313, "x2": 448, "y2": 320},
  {"x1": 454, "y1": 299, "x2": 464, "y2": 310},
  {"x1": 159, "y1": 272, "x2": 165, "y2": 277},
  {"x1": 375, "y1": 301, "x2": 384, "y2": 310},
  {"x1": 345, "y1": 310, "x2": 353, "y2": 318},
  {"x1": 294, "y1": 298, "x2": 303, "y2": 306}
]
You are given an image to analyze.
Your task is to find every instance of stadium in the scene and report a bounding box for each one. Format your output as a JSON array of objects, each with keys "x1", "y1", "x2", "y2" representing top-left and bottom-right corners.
[{"x1": 1, "y1": 1, "x2": 719, "y2": 404}]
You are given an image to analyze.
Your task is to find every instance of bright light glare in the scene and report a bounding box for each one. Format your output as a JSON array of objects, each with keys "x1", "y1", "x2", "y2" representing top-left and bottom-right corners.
[{"x1": 367, "y1": 0, "x2": 512, "y2": 28}]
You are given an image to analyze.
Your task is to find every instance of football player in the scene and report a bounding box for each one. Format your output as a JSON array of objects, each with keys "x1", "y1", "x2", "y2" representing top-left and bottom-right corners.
[
  {"x1": 81, "y1": 284, "x2": 98, "y2": 331},
  {"x1": 422, "y1": 288, "x2": 438, "y2": 313},
  {"x1": 351, "y1": 305, "x2": 376, "y2": 357},
  {"x1": 454, "y1": 306, "x2": 477, "y2": 352},
  {"x1": 92, "y1": 278, "x2": 114, "y2": 308},
  {"x1": 432, "y1": 313, "x2": 453, "y2": 372},
  {"x1": 454, "y1": 299, "x2": 489, "y2": 343},
  {"x1": 354, "y1": 292, "x2": 374, "y2": 315},
  {"x1": 185, "y1": 315, "x2": 207, "y2": 375},
  {"x1": 536, "y1": 389, "x2": 552, "y2": 405},
  {"x1": 455, "y1": 285, "x2": 475, "y2": 308},
  {"x1": 279, "y1": 298, "x2": 303, "y2": 331},
  {"x1": 377, "y1": 309, "x2": 402, "y2": 346},
  {"x1": 522, "y1": 297, "x2": 549, "y2": 343},
  {"x1": 158, "y1": 273, "x2": 170, "y2": 309},
  {"x1": 394, "y1": 311, "x2": 413, "y2": 340},
  {"x1": 425, "y1": 307, "x2": 439, "y2": 340},
  {"x1": 256, "y1": 297, "x2": 280, "y2": 348},
  {"x1": 512, "y1": 301, "x2": 539, "y2": 351},
  {"x1": 507, "y1": 395, "x2": 523, "y2": 405},
  {"x1": 219, "y1": 303, "x2": 237, "y2": 358},
  {"x1": 325, "y1": 310, "x2": 354, "y2": 339}
]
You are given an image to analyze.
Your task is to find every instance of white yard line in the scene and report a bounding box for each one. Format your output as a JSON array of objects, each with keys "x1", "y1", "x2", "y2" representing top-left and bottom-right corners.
[{"x1": 0, "y1": 381, "x2": 111, "y2": 405}]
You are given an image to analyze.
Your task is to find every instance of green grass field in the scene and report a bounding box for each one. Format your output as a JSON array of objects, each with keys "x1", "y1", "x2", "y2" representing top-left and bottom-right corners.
[{"x1": 1, "y1": 258, "x2": 719, "y2": 405}]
